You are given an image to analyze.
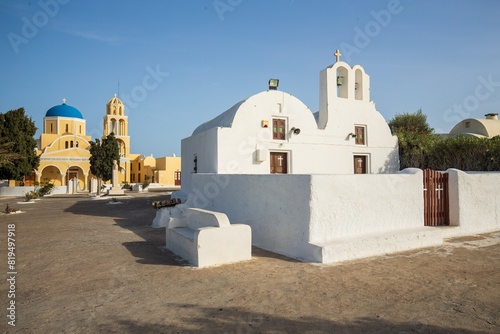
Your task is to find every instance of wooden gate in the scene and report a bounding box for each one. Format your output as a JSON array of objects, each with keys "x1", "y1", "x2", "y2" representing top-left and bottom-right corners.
[{"x1": 423, "y1": 169, "x2": 449, "y2": 226}]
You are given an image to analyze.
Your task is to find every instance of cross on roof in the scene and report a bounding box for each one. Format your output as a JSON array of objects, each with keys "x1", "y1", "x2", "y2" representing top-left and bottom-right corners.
[
  {"x1": 334, "y1": 49, "x2": 342, "y2": 62},
  {"x1": 62, "y1": 98, "x2": 66, "y2": 104}
]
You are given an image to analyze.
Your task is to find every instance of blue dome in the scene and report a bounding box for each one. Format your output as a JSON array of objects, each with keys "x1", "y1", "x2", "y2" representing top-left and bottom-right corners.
[{"x1": 45, "y1": 103, "x2": 83, "y2": 119}]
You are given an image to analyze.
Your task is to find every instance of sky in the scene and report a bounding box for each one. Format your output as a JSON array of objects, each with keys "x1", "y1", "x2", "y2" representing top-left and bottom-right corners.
[{"x1": 1, "y1": 0, "x2": 499, "y2": 157}]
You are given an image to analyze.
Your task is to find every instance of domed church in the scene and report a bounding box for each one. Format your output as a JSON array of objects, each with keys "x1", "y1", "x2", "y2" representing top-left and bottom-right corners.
[{"x1": 35, "y1": 98, "x2": 93, "y2": 190}]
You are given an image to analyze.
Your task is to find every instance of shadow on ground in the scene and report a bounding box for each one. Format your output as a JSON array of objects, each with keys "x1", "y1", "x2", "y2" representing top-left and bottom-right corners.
[
  {"x1": 96, "y1": 304, "x2": 489, "y2": 333},
  {"x1": 64, "y1": 194, "x2": 186, "y2": 266}
]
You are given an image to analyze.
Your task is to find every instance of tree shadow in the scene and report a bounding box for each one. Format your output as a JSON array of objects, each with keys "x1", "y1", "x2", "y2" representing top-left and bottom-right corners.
[
  {"x1": 63, "y1": 194, "x2": 286, "y2": 267},
  {"x1": 95, "y1": 304, "x2": 491, "y2": 333},
  {"x1": 378, "y1": 147, "x2": 401, "y2": 173},
  {"x1": 63, "y1": 194, "x2": 186, "y2": 266}
]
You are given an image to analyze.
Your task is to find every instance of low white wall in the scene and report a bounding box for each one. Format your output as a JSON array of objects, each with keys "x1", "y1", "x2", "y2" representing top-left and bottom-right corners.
[
  {"x1": 447, "y1": 169, "x2": 500, "y2": 237},
  {"x1": 188, "y1": 170, "x2": 500, "y2": 263},
  {"x1": 189, "y1": 174, "x2": 314, "y2": 261},
  {"x1": 189, "y1": 170, "x2": 426, "y2": 263},
  {"x1": 309, "y1": 170, "x2": 424, "y2": 242},
  {"x1": 0, "y1": 186, "x2": 67, "y2": 197}
]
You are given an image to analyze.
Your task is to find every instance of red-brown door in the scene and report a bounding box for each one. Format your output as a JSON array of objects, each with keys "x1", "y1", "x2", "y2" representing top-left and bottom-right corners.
[
  {"x1": 270, "y1": 152, "x2": 288, "y2": 174},
  {"x1": 423, "y1": 169, "x2": 449, "y2": 226},
  {"x1": 174, "y1": 171, "x2": 181, "y2": 186},
  {"x1": 353, "y1": 155, "x2": 367, "y2": 174}
]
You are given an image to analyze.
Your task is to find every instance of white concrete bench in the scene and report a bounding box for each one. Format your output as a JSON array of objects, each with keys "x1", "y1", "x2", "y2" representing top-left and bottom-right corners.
[{"x1": 166, "y1": 208, "x2": 251, "y2": 267}]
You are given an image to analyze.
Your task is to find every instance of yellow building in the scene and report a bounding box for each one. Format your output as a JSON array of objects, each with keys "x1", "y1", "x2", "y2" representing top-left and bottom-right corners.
[
  {"x1": 10, "y1": 95, "x2": 181, "y2": 191},
  {"x1": 130, "y1": 154, "x2": 181, "y2": 186},
  {"x1": 35, "y1": 98, "x2": 92, "y2": 190},
  {"x1": 103, "y1": 94, "x2": 130, "y2": 184}
]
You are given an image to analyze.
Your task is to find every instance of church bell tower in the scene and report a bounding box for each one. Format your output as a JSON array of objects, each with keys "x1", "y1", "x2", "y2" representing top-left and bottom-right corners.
[{"x1": 103, "y1": 94, "x2": 131, "y2": 182}]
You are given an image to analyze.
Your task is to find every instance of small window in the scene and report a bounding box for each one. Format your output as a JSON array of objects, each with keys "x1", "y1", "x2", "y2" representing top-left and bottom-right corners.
[
  {"x1": 70, "y1": 140, "x2": 74, "y2": 148},
  {"x1": 465, "y1": 121, "x2": 471, "y2": 128},
  {"x1": 193, "y1": 154, "x2": 198, "y2": 173},
  {"x1": 75, "y1": 141, "x2": 79, "y2": 148},
  {"x1": 273, "y1": 119, "x2": 286, "y2": 140},
  {"x1": 65, "y1": 141, "x2": 68, "y2": 149},
  {"x1": 65, "y1": 124, "x2": 69, "y2": 132},
  {"x1": 50, "y1": 123, "x2": 53, "y2": 133},
  {"x1": 138, "y1": 173, "x2": 141, "y2": 183},
  {"x1": 138, "y1": 163, "x2": 141, "y2": 171},
  {"x1": 355, "y1": 126, "x2": 366, "y2": 145},
  {"x1": 79, "y1": 125, "x2": 82, "y2": 133}
]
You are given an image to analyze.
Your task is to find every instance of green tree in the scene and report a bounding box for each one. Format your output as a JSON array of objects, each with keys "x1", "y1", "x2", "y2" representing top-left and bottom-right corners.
[
  {"x1": 0, "y1": 108, "x2": 40, "y2": 180},
  {"x1": 89, "y1": 133, "x2": 120, "y2": 194},
  {"x1": 388, "y1": 109, "x2": 440, "y2": 169},
  {"x1": 388, "y1": 109, "x2": 433, "y2": 134}
]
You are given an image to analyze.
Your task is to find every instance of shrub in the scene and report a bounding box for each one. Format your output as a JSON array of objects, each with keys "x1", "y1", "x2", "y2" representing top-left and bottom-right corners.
[
  {"x1": 24, "y1": 190, "x2": 38, "y2": 202},
  {"x1": 142, "y1": 175, "x2": 151, "y2": 189},
  {"x1": 36, "y1": 183, "x2": 54, "y2": 197}
]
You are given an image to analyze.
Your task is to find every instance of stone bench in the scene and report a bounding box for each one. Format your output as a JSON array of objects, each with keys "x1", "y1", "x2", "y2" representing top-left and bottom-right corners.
[{"x1": 166, "y1": 208, "x2": 251, "y2": 267}]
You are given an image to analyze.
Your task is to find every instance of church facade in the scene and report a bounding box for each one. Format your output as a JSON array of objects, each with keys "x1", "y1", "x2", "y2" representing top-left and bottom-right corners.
[
  {"x1": 22, "y1": 95, "x2": 180, "y2": 192},
  {"x1": 181, "y1": 53, "x2": 399, "y2": 191},
  {"x1": 34, "y1": 99, "x2": 92, "y2": 190}
]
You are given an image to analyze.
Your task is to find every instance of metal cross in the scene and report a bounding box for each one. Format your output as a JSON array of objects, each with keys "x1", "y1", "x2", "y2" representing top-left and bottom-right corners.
[{"x1": 277, "y1": 156, "x2": 283, "y2": 166}]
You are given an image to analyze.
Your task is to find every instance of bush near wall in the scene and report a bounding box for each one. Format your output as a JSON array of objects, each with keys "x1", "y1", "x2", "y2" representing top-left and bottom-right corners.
[
  {"x1": 426, "y1": 136, "x2": 500, "y2": 171},
  {"x1": 396, "y1": 134, "x2": 500, "y2": 171}
]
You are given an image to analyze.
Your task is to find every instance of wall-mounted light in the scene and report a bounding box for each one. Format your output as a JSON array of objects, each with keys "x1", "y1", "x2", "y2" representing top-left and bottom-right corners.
[
  {"x1": 261, "y1": 120, "x2": 269, "y2": 128},
  {"x1": 291, "y1": 127, "x2": 301, "y2": 135},
  {"x1": 349, "y1": 132, "x2": 357, "y2": 138},
  {"x1": 337, "y1": 76, "x2": 344, "y2": 86},
  {"x1": 269, "y1": 78, "x2": 279, "y2": 90}
]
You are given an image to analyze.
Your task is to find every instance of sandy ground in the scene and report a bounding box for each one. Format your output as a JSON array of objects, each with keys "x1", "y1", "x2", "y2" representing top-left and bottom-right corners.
[{"x1": 0, "y1": 193, "x2": 499, "y2": 333}]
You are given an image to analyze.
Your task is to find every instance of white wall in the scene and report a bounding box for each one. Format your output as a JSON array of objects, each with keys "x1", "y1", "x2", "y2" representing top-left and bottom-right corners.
[
  {"x1": 188, "y1": 170, "x2": 427, "y2": 263},
  {"x1": 181, "y1": 128, "x2": 218, "y2": 192},
  {"x1": 186, "y1": 169, "x2": 500, "y2": 263},
  {"x1": 309, "y1": 170, "x2": 423, "y2": 242},
  {"x1": 447, "y1": 169, "x2": 500, "y2": 236},
  {"x1": 188, "y1": 174, "x2": 315, "y2": 261},
  {"x1": 0, "y1": 186, "x2": 67, "y2": 197}
]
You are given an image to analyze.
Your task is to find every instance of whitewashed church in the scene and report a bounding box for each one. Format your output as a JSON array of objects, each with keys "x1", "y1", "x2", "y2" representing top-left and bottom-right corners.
[
  {"x1": 161, "y1": 52, "x2": 499, "y2": 266},
  {"x1": 181, "y1": 51, "x2": 399, "y2": 191}
]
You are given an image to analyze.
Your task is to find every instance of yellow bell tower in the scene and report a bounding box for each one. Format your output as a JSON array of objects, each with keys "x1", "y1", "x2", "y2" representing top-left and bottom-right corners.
[{"x1": 103, "y1": 94, "x2": 130, "y2": 183}]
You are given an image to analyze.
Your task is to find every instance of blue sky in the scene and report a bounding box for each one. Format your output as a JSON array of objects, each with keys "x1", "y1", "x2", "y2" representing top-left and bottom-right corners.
[{"x1": 1, "y1": 0, "x2": 499, "y2": 157}]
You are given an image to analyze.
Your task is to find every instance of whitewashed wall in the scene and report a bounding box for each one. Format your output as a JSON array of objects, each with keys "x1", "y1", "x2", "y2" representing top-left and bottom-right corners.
[
  {"x1": 188, "y1": 170, "x2": 433, "y2": 263},
  {"x1": 447, "y1": 169, "x2": 500, "y2": 237},
  {"x1": 0, "y1": 186, "x2": 67, "y2": 197},
  {"x1": 308, "y1": 170, "x2": 424, "y2": 242}
]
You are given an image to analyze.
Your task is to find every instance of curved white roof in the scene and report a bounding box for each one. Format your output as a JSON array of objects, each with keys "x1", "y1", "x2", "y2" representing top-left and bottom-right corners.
[{"x1": 192, "y1": 100, "x2": 245, "y2": 135}]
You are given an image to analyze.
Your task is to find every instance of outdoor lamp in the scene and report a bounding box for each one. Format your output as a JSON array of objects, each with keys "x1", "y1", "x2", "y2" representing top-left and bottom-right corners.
[
  {"x1": 268, "y1": 79, "x2": 279, "y2": 90},
  {"x1": 291, "y1": 127, "x2": 301, "y2": 135}
]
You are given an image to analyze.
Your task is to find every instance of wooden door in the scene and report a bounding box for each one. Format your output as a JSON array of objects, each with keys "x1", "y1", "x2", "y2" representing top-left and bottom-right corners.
[
  {"x1": 270, "y1": 152, "x2": 288, "y2": 174},
  {"x1": 174, "y1": 171, "x2": 181, "y2": 186},
  {"x1": 353, "y1": 155, "x2": 367, "y2": 174},
  {"x1": 423, "y1": 169, "x2": 449, "y2": 226}
]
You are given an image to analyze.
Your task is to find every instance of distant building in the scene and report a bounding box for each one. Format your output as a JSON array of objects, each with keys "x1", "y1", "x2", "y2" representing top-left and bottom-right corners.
[
  {"x1": 9, "y1": 96, "x2": 181, "y2": 191},
  {"x1": 448, "y1": 113, "x2": 500, "y2": 138},
  {"x1": 129, "y1": 154, "x2": 181, "y2": 186}
]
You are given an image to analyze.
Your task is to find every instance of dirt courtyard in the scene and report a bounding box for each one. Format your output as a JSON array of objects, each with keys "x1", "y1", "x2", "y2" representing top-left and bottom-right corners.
[{"x1": 0, "y1": 193, "x2": 499, "y2": 333}]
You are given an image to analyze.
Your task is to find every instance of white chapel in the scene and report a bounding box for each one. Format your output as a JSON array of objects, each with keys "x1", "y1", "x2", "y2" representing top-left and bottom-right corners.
[{"x1": 181, "y1": 51, "x2": 399, "y2": 191}]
